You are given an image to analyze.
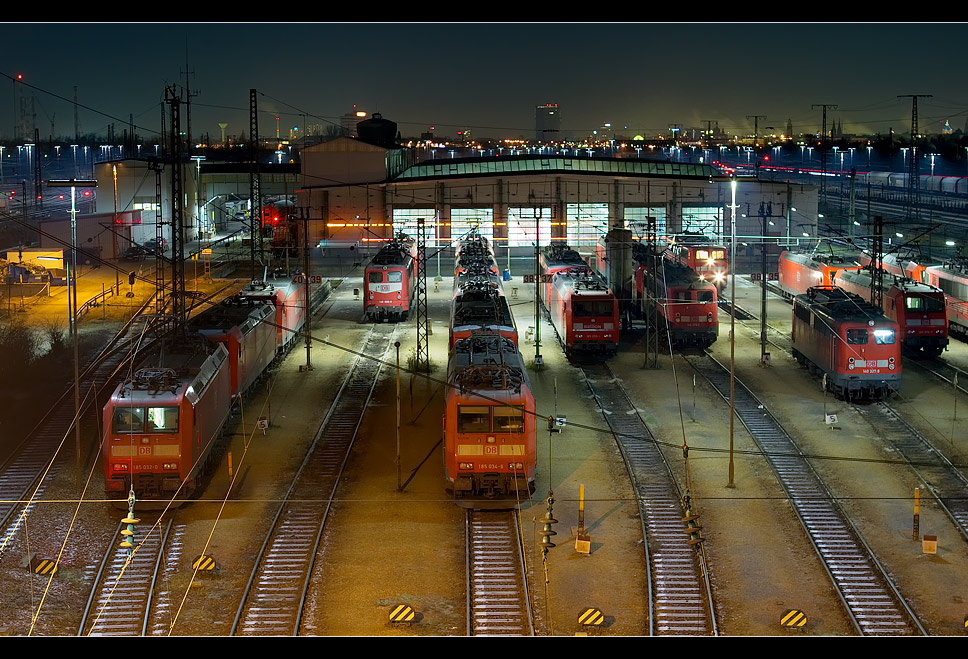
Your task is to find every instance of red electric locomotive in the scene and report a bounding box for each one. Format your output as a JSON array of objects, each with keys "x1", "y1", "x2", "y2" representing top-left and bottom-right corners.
[
  {"x1": 454, "y1": 230, "x2": 498, "y2": 277},
  {"x1": 545, "y1": 266, "x2": 619, "y2": 359},
  {"x1": 539, "y1": 243, "x2": 590, "y2": 303},
  {"x1": 832, "y1": 269, "x2": 948, "y2": 357},
  {"x1": 858, "y1": 251, "x2": 929, "y2": 283},
  {"x1": 443, "y1": 332, "x2": 536, "y2": 500},
  {"x1": 666, "y1": 238, "x2": 729, "y2": 293},
  {"x1": 450, "y1": 229, "x2": 516, "y2": 349},
  {"x1": 192, "y1": 298, "x2": 278, "y2": 399},
  {"x1": 364, "y1": 233, "x2": 417, "y2": 322},
  {"x1": 102, "y1": 341, "x2": 234, "y2": 505},
  {"x1": 777, "y1": 249, "x2": 863, "y2": 299},
  {"x1": 103, "y1": 275, "x2": 307, "y2": 505},
  {"x1": 450, "y1": 275, "x2": 518, "y2": 349},
  {"x1": 923, "y1": 259, "x2": 968, "y2": 338},
  {"x1": 791, "y1": 285, "x2": 901, "y2": 400},
  {"x1": 237, "y1": 270, "x2": 308, "y2": 353},
  {"x1": 633, "y1": 245, "x2": 718, "y2": 349}
]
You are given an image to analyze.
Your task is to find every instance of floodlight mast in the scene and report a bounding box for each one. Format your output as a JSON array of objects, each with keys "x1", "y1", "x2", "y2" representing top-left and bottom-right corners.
[{"x1": 48, "y1": 178, "x2": 98, "y2": 470}]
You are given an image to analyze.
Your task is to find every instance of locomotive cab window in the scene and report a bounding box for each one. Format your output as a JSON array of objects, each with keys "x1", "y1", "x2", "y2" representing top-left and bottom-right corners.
[
  {"x1": 387, "y1": 271, "x2": 403, "y2": 283},
  {"x1": 147, "y1": 406, "x2": 179, "y2": 432},
  {"x1": 458, "y1": 406, "x2": 490, "y2": 432},
  {"x1": 368, "y1": 272, "x2": 383, "y2": 283},
  {"x1": 908, "y1": 295, "x2": 945, "y2": 313},
  {"x1": 494, "y1": 407, "x2": 524, "y2": 433},
  {"x1": 697, "y1": 291, "x2": 714, "y2": 302},
  {"x1": 574, "y1": 301, "x2": 613, "y2": 317},
  {"x1": 112, "y1": 407, "x2": 145, "y2": 433},
  {"x1": 874, "y1": 328, "x2": 896, "y2": 344},
  {"x1": 846, "y1": 329, "x2": 868, "y2": 344}
]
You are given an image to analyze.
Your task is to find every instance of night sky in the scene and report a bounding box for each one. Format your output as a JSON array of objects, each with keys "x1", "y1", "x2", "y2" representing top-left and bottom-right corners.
[{"x1": 3, "y1": 22, "x2": 967, "y2": 143}]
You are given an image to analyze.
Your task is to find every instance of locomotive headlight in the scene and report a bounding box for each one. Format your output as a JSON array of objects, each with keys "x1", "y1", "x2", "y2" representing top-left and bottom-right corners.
[
  {"x1": 874, "y1": 329, "x2": 893, "y2": 342},
  {"x1": 459, "y1": 462, "x2": 473, "y2": 470},
  {"x1": 514, "y1": 462, "x2": 524, "y2": 470},
  {"x1": 889, "y1": 363, "x2": 895, "y2": 369},
  {"x1": 713, "y1": 272, "x2": 725, "y2": 282},
  {"x1": 848, "y1": 362, "x2": 855, "y2": 369}
]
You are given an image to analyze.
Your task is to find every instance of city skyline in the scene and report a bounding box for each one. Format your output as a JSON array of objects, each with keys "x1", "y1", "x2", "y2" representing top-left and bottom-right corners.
[{"x1": 3, "y1": 22, "x2": 967, "y2": 143}]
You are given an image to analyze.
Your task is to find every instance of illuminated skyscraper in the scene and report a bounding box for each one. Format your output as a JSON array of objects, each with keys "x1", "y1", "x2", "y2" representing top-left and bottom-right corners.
[{"x1": 535, "y1": 103, "x2": 560, "y2": 142}]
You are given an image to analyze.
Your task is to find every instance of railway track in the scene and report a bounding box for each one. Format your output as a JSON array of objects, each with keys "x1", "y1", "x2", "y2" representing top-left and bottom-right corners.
[
  {"x1": 738, "y1": 287, "x2": 968, "y2": 544},
  {"x1": 580, "y1": 362, "x2": 716, "y2": 636},
  {"x1": 0, "y1": 296, "x2": 160, "y2": 549},
  {"x1": 685, "y1": 351, "x2": 926, "y2": 635},
  {"x1": 465, "y1": 509, "x2": 533, "y2": 636},
  {"x1": 230, "y1": 324, "x2": 395, "y2": 636},
  {"x1": 77, "y1": 518, "x2": 175, "y2": 636},
  {"x1": 0, "y1": 283, "x2": 245, "y2": 553},
  {"x1": 856, "y1": 399, "x2": 968, "y2": 546}
]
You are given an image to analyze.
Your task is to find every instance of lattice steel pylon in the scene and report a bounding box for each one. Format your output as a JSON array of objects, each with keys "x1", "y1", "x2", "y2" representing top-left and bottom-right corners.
[
  {"x1": 166, "y1": 86, "x2": 186, "y2": 332},
  {"x1": 149, "y1": 159, "x2": 167, "y2": 323},
  {"x1": 642, "y1": 215, "x2": 659, "y2": 369},
  {"x1": 413, "y1": 218, "x2": 430, "y2": 371},
  {"x1": 250, "y1": 88, "x2": 262, "y2": 269},
  {"x1": 871, "y1": 215, "x2": 884, "y2": 311},
  {"x1": 899, "y1": 94, "x2": 931, "y2": 223}
]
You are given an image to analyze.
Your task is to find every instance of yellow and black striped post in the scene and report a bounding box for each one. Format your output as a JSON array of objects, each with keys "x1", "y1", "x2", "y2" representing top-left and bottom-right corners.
[
  {"x1": 389, "y1": 604, "x2": 416, "y2": 624},
  {"x1": 781, "y1": 609, "x2": 807, "y2": 629},
  {"x1": 578, "y1": 608, "x2": 605, "y2": 627},
  {"x1": 913, "y1": 488, "x2": 920, "y2": 541},
  {"x1": 28, "y1": 556, "x2": 58, "y2": 576},
  {"x1": 192, "y1": 555, "x2": 219, "y2": 573}
]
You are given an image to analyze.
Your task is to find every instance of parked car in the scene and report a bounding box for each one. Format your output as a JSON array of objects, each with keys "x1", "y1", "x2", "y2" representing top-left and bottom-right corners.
[
  {"x1": 122, "y1": 245, "x2": 149, "y2": 261},
  {"x1": 143, "y1": 238, "x2": 168, "y2": 252}
]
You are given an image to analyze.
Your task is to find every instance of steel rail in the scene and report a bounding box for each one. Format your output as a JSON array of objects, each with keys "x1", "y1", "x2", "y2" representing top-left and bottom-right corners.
[
  {"x1": 230, "y1": 324, "x2": 395, "y2": 636},
  {"x1": 687, "y1": 351, "x2": 926, "y2": 635},
  {"x1": 581, "y1": 362, "x2": 717, "y2": 635},
  {"x1": 465, "y1": 509, "x2": 534, "y2": 636}
]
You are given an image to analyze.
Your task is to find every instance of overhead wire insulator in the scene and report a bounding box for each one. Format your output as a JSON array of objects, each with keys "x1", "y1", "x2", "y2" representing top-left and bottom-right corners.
[
  {"x1": 539, "y1": 493, "x2": 558, "y2": 551},
  {"x1": 681, "y1": 491, "x2": 703, "y2": 549},
  {"x1": 121, "y1": 487, "x2": 140, "y2": 556}
]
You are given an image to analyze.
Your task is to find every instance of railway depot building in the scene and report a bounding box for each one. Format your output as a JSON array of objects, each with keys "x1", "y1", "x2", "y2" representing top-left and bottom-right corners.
[{"x1": 296, "y1": 134, "x2": 821, "y2": 271}]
